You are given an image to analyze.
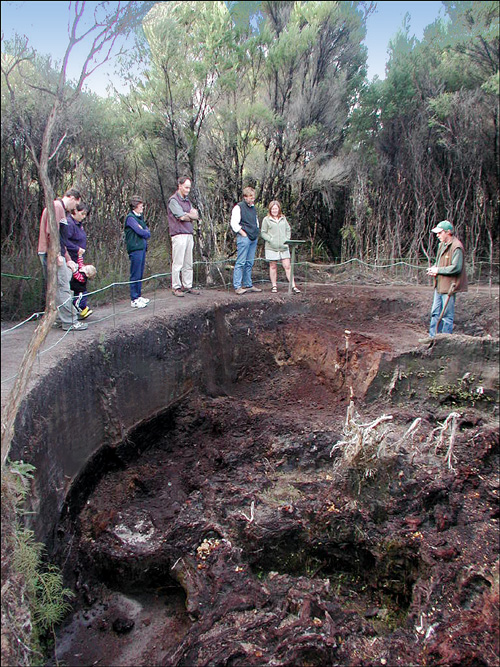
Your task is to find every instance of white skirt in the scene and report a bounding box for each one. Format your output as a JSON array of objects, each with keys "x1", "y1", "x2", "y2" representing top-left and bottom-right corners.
[{"x1": 265, "y1": 247, "x2": 290, "y2": 261}]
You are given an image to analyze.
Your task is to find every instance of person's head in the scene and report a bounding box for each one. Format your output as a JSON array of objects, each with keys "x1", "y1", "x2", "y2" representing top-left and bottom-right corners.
[
  {"x1": 129, "y1": 195, "x2": 144, "y2": 214},
  {"x1": 243, "y1": 187, "x2": 256, "y2": 206},
  {"x1": 268, "y1": 200, "x2": 281, "y2": 218},
  {"x1": 82, "y1": 264, "x2": 97, "y2": 279},
  {"x1": 431, "y1": 220, "x2": 454, "y2": 243},
  {"x1": 63, "y1": 187, "x2": 82, "y2": 211},
  {"x1": 71, "y1": 202, "x2": 90, "y2": 222},
  {"x1": 178, "y1": 176, "x2": 192, "y2": 198}
]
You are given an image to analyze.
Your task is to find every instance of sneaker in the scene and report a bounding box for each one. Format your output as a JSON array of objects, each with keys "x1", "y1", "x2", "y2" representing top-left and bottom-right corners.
[
  {"x1": 62, "y1": 321, "x2": 88, "y2": 331},
  {"x1": 131, "y1": 298, "x2": 147, "y2": 308},
  {"x1": 137, "y1": 296, "x2": 150, "y2": 304},
  {"x1": 244, "y1": 286, "x2": 262, "y2": 292},
  {"x1": 183, "y1": 288, "x2": 200, "y2": 295},
  {"x1": 172, "y1": 289, "x2": 185, "y2": 297},
  {"x1": 235, "y1": 287, "x2": 248, "y2": 295},
  {"x1": 78, "y1": 306, "x2": 93, "y2": 319}
]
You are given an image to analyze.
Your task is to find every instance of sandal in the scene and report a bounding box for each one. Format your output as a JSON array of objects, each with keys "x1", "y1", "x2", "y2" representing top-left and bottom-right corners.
[
  {"x1": 271, "y1": 285, "x2": 278, "y2": 293},
  {"x1": 292, "y1": 286, "x2": 301, "y2": 294}
]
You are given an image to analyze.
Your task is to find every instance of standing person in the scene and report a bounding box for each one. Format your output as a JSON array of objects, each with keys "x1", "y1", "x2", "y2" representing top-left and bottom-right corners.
[
  {"x1": 168, "y1": 176, "x2": 200, "y2": 297},
  {"x1": 124, "y1": 195, "x2": 151, "y2": 308},
  {"x1": 67, "y1": 203, "x2": 92, "y2": 317},
  {"x1": 426, "y1": 220, "x2": 468, "y2": 337},
  {"x1": 37, "y1": 187, "x2": 88, "y2": 331},
  {"x1": 66, "y1": 202, "x2": 90, "y2": 263},
  {"x1": 261, "y1": 200, "x2": 301, "y2": 294},
  {"x1": 230, "y1": 186, "x2": 262, "y2": 295},
  {"x1": 70, "y1": 248, "x2": 97, "y2": 315}
]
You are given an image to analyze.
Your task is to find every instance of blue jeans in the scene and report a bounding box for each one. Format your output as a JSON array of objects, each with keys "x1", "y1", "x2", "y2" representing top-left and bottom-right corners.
[
  {"x1": 429, "y1": 290, "x2": 456, "y2": 337},
  {"x1": 233, "y1": 235, "x2": 258, "y2": 289},
  {"x1": 129, "y1": 249, "x2": 146, "y2": 301}
]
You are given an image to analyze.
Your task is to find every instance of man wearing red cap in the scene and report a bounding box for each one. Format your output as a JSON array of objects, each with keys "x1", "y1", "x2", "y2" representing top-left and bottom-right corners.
[{"x1": 426, "y1": 220, "x2": 468, "y2": 337}]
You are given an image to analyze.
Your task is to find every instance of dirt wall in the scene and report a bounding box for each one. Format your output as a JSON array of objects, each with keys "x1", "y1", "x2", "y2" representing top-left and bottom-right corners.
[{"x1": 8, "y1": 301, "x2": 306, "y2": 550}]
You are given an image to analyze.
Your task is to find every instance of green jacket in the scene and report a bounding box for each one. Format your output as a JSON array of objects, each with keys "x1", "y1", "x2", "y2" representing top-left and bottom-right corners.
[
  {"x1": 124, "y1": 211, "x2": 150, "y2": 254},
  {"x1": 260, "y1": 215, "x2": 291, "y2": 252}
]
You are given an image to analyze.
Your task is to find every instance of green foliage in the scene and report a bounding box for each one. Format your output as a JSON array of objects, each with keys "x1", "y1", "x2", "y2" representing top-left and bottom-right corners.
[
  {"x1": 5, "y1": 459, "x2": 35, "y2": 503},
  {"x1": 428, "y1": 374, "x2": 492, "y2": 407},
  {"x1": 308, "y1": 239, "x2": 331, "y2": 263},
  {"x1": 226, "y1": 0, "x2": 263, "y2": 32},
  {"x1": 428, "y1": 92, "x2": 455, "y2": 121},
  {"x1": 481, "y1": 71, "x2": 499, "y2": 96},
  {"x1": 340, "y1": 224, "x2": 358, "y2": 243},
  {"x1": 13, "y1": 528, "x2": 74, "y2": 634},
  {"x1": 4, "y1": 462, "x2": 74, "y2": 651}
]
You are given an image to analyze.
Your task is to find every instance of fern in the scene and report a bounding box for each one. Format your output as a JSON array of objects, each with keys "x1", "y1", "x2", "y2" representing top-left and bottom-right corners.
[
  {"x1": 5, "y1": 460, "x2": 75, "y2": 658},
  {"x1": 13, "y1": 527, "x2": 74, "y2": 633},
  {"x1": 32, "y1": 565, "x2": 74, "y2": 631},
  {"x1": 13, "y1": 527, "x2": 43, "y2": 577},
  {"x1": 6, "y1": 459, "x2": 36, "y2": 504}
]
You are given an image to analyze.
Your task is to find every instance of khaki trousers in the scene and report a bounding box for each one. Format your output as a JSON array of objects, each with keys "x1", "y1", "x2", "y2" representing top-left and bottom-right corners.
[{"x1": 171, "y1": 234, "x2": 194, "y2": 290}]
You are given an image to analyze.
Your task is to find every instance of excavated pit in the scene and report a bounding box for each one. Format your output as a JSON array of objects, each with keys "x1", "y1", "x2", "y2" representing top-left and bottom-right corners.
[{"x1": 8, "y1": 286, "x2": 499, "y2": 667}]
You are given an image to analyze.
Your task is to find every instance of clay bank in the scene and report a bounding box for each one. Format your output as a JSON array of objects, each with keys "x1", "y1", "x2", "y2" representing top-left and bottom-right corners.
[{"x1": 6, "y1": 286, "x2": 500, "y2": 666}]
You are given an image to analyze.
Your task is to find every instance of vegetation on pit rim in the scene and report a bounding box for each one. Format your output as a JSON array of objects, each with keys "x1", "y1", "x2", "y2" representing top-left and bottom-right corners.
[{"x1": 1, "y1": 461, "x2": 74, "y2": 666}]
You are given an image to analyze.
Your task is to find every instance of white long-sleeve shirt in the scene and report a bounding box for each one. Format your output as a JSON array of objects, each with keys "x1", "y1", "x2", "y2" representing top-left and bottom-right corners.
[{"x1": 230, "y1": 204, "x2": 259, "y2": 234}]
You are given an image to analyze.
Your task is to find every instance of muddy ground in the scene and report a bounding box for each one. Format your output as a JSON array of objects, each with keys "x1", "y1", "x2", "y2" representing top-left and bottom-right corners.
[{"x1": 3, "y1": 283, "x2": 499, "y2": 666}]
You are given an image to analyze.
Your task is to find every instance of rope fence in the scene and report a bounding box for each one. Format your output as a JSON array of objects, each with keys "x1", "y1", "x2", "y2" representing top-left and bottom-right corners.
[
  {"x1": 2, "y1": 256, "x2": 499, "y2": 335},
  {"x1": 1, "y1": 255, "x2": 498, "y2": 385}
]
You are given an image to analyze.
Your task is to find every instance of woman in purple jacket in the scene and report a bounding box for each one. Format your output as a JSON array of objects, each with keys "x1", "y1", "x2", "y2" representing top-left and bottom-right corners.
[
  {"x1": 67, "y1": 203, "x2": 93, "y2": 318},
  {"x1": 66, "y1": 203, "x2": 89, "y2": 262}
]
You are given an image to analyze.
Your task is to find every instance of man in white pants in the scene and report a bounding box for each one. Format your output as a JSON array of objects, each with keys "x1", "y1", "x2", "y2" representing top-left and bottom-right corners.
[{"x1": 167, "y1": 177, "x2": 201, "y2": 297}]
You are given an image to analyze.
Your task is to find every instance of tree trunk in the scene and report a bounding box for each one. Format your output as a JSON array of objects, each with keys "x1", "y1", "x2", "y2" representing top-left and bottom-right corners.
[{"x1": 1, "y1": 103, "x2": 60, "y2": 466}]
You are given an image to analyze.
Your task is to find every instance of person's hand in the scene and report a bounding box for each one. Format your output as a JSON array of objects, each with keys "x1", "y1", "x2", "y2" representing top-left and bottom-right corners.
[
  {"x1": 189, "y1": 208, "x2": 199, "y2": 220},
  {"x1": 427, "y1": 267, "x2": 438, "y2": 277},
  {"x1": 78, "y1": 247, "x2": 85, "y2": 257},
  {"x1": 57, "y1": 255, "x2": 64, "y2": 267},
  {"x1": 67, "y1": 260, "x2": 78, "y2": 273},
  {"x1": 240, "y1": 229, "x2": 247, "y2": 237}
]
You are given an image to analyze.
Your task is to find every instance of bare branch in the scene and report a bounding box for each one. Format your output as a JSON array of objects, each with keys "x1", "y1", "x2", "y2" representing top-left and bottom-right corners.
[{"x1": 48, "y1": 133, "x2": 68, "y2": 161}]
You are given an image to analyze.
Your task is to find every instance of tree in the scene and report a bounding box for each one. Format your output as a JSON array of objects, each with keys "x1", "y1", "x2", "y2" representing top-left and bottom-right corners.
[
  {"x1": 142, "y1": 0, "x2": 252, "y2": 280},
  {"x1": 257, "y1": 1, "x2": 370, "y2": 252},
  {"x1": 1, "y1": 1, "x2": 151, "y2": 466},
  {"x1": 345, "y1": 0, "x2": 499, "y2": 268}
]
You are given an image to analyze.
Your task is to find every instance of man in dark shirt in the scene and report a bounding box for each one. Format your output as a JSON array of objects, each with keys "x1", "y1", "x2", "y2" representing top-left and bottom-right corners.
[{"x1": 230, "y1": 187, "x2": 262, "y2": 295}]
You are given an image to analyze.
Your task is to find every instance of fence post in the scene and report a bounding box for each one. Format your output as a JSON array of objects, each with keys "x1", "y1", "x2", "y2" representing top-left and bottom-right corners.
[{"x1": 285, "y1": 240, "x2": 306, "y2": 294}]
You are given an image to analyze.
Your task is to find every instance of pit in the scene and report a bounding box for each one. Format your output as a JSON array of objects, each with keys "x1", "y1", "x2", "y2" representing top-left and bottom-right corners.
[{"x1": 8, "y1": 285, "x2": 499, "y2": 667}]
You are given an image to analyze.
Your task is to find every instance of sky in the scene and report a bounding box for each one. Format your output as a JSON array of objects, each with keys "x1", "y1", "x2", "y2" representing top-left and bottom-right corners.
[{"x1": 1, "y1": 1, "x2": 447, "y2": 95}]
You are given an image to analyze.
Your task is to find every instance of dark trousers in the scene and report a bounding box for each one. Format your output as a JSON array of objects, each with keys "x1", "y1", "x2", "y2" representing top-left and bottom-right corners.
[
  {"x1": 129, "y1": 249, "x2": 146, "y2": 301},
  {"x1": 71, "y1": 280, "x2": 88, "y2": 311}
]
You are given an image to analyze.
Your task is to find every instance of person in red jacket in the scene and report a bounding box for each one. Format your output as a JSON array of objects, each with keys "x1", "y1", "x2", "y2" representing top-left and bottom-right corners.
[{"x1": 70, "y1": 248, "x2": 97, "y2": 319}]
